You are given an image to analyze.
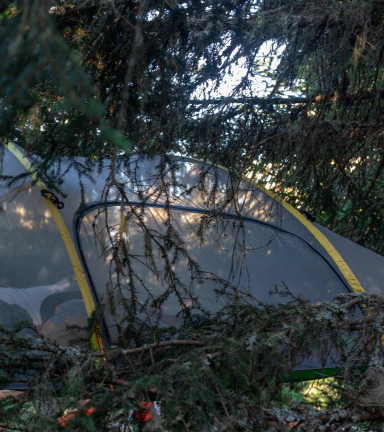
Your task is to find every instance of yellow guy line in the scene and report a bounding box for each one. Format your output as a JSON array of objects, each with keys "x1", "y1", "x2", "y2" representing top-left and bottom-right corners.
[{"x1": 2, "y1": 140, "x2": 103, "y2": 349}]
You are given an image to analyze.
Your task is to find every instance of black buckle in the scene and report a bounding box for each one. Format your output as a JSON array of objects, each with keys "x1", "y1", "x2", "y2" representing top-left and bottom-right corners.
[{"x1": 41, "y1": 189, "x2": 64, "y2": 209}]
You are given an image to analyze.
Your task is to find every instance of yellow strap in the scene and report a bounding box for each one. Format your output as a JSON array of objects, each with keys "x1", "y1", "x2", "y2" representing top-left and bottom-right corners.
[{"x1": 2, "y1": 140, "x2": 103, "y2": 347}]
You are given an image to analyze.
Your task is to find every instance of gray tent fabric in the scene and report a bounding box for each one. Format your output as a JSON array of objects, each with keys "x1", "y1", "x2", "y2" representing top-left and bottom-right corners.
[
  {"x1": 79, "y1": 206, "x2": 350, "y2": 320},
  {"x1": 41, "y1": 299, "x2": 89, "y2": 346},
  {"x1": 57, "y1": 155, "x2": 354, "y2": 288},
  {"x1": 0, "y1": 279, "x2": 71, "y2": 325},
  {"x1": 0, "y1": 299, "x2": 32, "y2": 328},
  {"x1": 314, "y1": 223, "x2": 384, "y2": 296},
  {"x1": 0, "y1": 147, "x2": 86, "y2": 341},
  {"x1": 0, "y1": 142, "x2": 381, "y2": 374}
]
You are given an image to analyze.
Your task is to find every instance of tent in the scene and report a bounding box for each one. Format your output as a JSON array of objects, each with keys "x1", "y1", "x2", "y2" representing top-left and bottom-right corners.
[{"x1": 0, "y1": 140, "x2": 383, "y2": 378}]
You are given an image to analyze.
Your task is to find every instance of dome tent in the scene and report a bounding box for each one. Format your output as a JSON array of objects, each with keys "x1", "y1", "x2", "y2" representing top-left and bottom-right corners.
[{"x1": 0, "y1": 140, "x2": 383, "y2": 381}]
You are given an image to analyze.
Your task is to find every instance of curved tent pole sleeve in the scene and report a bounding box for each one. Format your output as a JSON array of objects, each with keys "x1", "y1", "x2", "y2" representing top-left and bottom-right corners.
[
  {"x1": 1, "y1": 140, "x2": 103, "y2": 350},
  {"x1": 181, "y1": 156, "x2": 364, "y2": 294}
]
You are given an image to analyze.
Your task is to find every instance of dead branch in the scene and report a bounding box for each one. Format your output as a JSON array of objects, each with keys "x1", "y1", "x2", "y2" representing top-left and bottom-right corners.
[{"x1": 94, "y1": 340, "x2": 205, "y2": 358}]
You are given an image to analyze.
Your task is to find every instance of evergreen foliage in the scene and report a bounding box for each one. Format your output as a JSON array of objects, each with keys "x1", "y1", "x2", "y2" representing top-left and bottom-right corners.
[
  {"x1": 2, "y1": 0, "x2": 384, "y2": 430},
  {"x1": 2, "y1": 291, "x2": 384, "y2": 431}
]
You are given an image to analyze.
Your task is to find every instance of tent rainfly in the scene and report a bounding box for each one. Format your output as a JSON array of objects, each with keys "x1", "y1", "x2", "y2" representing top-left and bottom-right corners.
[{"x1": 0, "y1": 140, "x2": 383, "y2": 379}]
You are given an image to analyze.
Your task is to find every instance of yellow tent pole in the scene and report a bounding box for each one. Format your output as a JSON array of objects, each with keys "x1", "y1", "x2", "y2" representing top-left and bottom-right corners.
[{"x1": 1, "y1": 140, "x2": 103, "y2": 350}]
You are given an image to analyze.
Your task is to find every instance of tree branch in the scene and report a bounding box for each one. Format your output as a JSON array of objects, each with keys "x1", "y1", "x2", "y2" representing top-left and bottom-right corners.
[
  {"x1": 189, "y1": 89, "x2": 384, "y2": 107},
  {"x1": 345, "y1": 297, "x2": 363, "y2": 308},
  {"x1": 116, "y1": 0, "x2": 145, "y2": 132},
  {"x1": 94, "y1": 340, "x2": 205, "y2": 357},
  {"x1": 189, "y1": 96, "x2": 308, "y2": 106}
]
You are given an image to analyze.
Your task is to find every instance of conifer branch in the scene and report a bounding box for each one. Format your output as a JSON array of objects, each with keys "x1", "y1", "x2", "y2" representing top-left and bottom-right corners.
[
  {"x1": 189, "y1": 90, "x2": 384, "y2": 106},
  {"x1": 94, "y1": 340, "x2": 205, "y2": 357}
]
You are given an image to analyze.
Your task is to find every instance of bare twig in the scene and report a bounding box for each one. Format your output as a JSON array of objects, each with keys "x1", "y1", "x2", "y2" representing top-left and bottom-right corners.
[
  {"x1": 345, "y1": 297, "x2": 363, "y2": 309},
  {"x1": 94, "y1": 340, "x2": 205, "y2": 357}
]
